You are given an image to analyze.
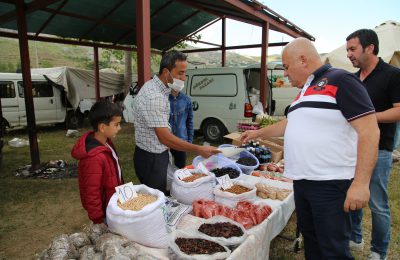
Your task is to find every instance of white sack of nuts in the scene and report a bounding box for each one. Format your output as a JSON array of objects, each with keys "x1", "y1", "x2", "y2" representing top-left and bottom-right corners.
[
  {"x1": 106, "y1": 184, "x2": 169, "y2": 248},
  {"x1": 171, "y1": 168, "x2": 215, "y2": 205},
  {"x1": 213, "y1": 180, "x2": 256, "y2": 208}
]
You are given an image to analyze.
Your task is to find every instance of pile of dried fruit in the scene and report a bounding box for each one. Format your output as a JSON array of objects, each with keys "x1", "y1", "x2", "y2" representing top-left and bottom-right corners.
[
  {"x1": 236, "y1": 157, "x2": 257, "y2": 166},
  {"x1": 198, "y1": 222, "x2": 243, "y2": 238},
  {"x1": 211, "y1": 167, "x2": 240, "y2": 179},
  {"x1": 175, "y1": 238, "x2": 226, "y2": 255}
]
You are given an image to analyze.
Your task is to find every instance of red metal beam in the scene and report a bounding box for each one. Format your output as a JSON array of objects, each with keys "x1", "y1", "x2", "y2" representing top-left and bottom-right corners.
[
  {"x1": 35, "y1": 0, "x2": 68, "y2": 37},
  {"x1": 170, "y1": 17, "x2": 222, "y2": 50},
  {"x1": 221, "y1": 17, "x2": 226, "y2": 67},
  {"x1": 0, "y1": 0, "x2": 62, "y2": 25},
  {"x1": 260, "y1": 22, "x2": 269, "y2": 111},
  {"x1": 38, "y1": 6, "x2": 212, "y2": 48},
  {"x1": 222, "y1": 0, "x2": 309, "y2": 39},
  {"x1": 181, "y1": 42, "x2": 288, "y2": 53},
  {"x1": 0, "y1": 30, "x2": 166, "y2": 54},
  {"x1": 93, "y1": 46, "x2": 100, "y2": 100},
  {"x1": 79, "y1": 0, "x2": 127, "y2": 41},
  {"x1": 15, "y1": 0, "x2": 41, "y2": 170},
  {"x1": 136, "y1": 0, "x2": 151, "y2": 88}
]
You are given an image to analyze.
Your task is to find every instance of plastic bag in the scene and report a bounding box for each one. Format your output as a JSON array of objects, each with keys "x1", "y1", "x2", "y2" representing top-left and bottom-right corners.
[
  {"x1": 106, "y1": 185, "x2": 169, "y2": 248},
  {"x1": 193, "y1": 215, "x2": 247, "y2": 246},
  {"x1": 252, "y1": 101, "x2": 264, "y2": 115},
  {"x1": 214, "y1": 180, "x2": 256, "y2": 208},
  {"x1": 169, "y1": 230, "x2": 231, "y2": 260},
  {"x1": 171, "y1": 168, "x2": 215, "y2": 205},
  {"x1": 192, "y1": 155, "x2": 243, "y2": 179},
  {"x1": 218, "y1": 144, "x2": 259, "y2": 175}
]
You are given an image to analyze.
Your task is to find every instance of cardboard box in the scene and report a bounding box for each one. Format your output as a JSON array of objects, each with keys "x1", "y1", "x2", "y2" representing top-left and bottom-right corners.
[{"x1": 224, "y1": 132, "x2": 284, "y2": 163}]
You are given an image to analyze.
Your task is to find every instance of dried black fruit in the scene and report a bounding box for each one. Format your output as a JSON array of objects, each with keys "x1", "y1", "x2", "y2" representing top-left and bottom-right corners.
[
  {"x1": 175, "y1": 238, "x2": 226, "y2": 255},
  {"x1": 211, "y1": 167, "x2": 240, "y2": 179},
  {"x1": 237, "y1": 157, "x2": 257, "y2": 166},
  {"x1": 199, "y1": 222, "x2": 244, "y2": 238}
]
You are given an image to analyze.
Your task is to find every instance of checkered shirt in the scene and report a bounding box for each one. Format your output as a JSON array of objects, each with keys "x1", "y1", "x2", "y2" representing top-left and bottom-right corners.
[{"x1": 133, "y1": 75, "x2": 171, "y2": 153}]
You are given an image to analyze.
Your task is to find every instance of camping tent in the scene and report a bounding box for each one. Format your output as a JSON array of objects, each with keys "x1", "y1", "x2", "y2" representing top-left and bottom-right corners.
[
  {"x1": 324, "y1": 20, "x2": 400, "y2": 72},
  {"x1": 31, "y1": 67, "x2": 126, "y2": 109}
]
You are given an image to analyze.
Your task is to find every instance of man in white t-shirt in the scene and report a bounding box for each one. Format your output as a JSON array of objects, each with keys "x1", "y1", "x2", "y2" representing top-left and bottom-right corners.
[{"x1": 241, "y1": 38, "x2": 380, "y2": 259}]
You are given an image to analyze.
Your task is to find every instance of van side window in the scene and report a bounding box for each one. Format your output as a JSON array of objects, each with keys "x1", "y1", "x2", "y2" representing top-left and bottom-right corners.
[
  {"x1": 0, "y1": 81, "x2": 16, "y2": 98},
  {"x1": 190, "y1": 74, "x2": 238, "y2": 97},
  {"x1": 17, "y1": 81, "x2": 54, "y2": 98}
]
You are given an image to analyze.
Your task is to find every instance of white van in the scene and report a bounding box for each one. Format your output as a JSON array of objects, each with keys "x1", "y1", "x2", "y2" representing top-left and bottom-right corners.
[
  {"x1": 0, "y1": 73, "x2": 81, "y2": 129},
  {"x1": 183, "y1": 64, "x2": 299, "y2": 142},
  {"x1": 122, "y1": 63, "x2": 299, "y2": 142}
]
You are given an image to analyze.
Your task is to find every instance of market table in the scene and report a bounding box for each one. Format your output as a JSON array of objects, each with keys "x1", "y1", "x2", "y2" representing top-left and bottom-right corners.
[{"x1": 132, "y1": 174, "x2": 295, "y2": 259}]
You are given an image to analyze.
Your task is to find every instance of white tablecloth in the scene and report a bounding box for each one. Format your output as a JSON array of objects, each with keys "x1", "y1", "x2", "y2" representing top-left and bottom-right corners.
[{"x1": 134, "y1": 174, "x2": 295, "y2": 259}]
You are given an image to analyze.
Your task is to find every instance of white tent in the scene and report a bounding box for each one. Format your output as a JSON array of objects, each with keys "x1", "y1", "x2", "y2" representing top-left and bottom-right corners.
[
  {"x1": 324, "y1": 20, "x2": 400, "y2": 72},
  {"x1": 31, "y1": 67, "x2": 126, "y2": 109}
]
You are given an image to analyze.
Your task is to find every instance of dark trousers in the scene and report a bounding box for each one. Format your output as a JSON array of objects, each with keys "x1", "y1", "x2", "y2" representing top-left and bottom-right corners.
[
  {"x1": 134, "y1": 146, "x2": 169, "y2": 194},
  {"x1": 293, "y1": 179, "x2": 354, "y2": 260},
  {"x1": 170, "y1": 149, "x2": 187, "y2": 169}
]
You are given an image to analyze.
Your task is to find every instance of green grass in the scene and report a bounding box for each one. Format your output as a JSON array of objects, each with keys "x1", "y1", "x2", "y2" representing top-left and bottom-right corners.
[{"x1": 0, "y1": 123, "x2": 399, "y2": 259}]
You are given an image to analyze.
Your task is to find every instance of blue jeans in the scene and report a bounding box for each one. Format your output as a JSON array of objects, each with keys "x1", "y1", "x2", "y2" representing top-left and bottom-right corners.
[{"x1": 350, "y1": 150, "x2": 392, "y2": 258}]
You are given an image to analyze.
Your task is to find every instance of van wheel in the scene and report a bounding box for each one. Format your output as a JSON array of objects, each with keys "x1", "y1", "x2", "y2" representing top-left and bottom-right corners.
[
  {"x1": 66, "y1": 110, "x2": 83, "y2": 129},
  {"x1": 203, "y1": 119, "x2": 226, "y2": 143}
]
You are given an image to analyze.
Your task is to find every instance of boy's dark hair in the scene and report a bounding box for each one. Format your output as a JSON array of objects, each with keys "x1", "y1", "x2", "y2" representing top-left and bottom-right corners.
[
  {"x1": 346, "y1": 29, "x2": 379, "y2": 55},
  {"x1": 158, "y1": 50, "x2": 187, "y2": 75},
  {"x1": 89, "y1": 100, "x2": 122, "y2": 131}
]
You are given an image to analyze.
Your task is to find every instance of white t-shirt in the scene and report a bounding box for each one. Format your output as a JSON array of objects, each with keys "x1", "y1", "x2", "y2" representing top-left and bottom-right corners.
[{"x1": 283, "y1": 65, "x2": 375, "y2": 181}]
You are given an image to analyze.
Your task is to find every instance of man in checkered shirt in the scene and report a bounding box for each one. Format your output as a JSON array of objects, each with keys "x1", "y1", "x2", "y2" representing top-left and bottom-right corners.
[{"x1": 133, "y1": 50, "x2": 220, "y2": 194}]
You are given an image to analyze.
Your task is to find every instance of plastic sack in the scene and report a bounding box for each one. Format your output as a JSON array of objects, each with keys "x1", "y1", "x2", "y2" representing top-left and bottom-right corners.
[
  {"x1": 213, "y1": 180, "x2": 256, "y2": 208},
  {"x1": 193, "y1": 215, "x2": 247, "y2": 246},
  {"x1": 252, "y1": 101, "x2": 264, "y2": 115},
  {"x1": 106, "y1": 185, "x2": 168, "y2": 248},
  {"x1": 192, "y1": 155, "x2": 243, "y2": 179},
  {"x1": 218, "y1": 144, "x2": 259, "y2": 175},
  {"x1": 169, "y1": 230, "x2": 231, "y2": 260},
  {"x1": 8, "y1": 138, "x2": 29, "y2": 147},
  {"x1": 171, "y1": 168, "x2": 215, "y2": 205}
]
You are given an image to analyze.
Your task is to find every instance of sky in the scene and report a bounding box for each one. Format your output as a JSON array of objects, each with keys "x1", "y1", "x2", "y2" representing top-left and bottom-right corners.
[{"x1": 191, "y1": 0, "x2": 399, "y2": 56}]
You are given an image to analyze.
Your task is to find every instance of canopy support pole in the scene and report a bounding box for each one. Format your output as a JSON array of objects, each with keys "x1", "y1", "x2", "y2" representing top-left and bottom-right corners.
[
  {"x1": 136, "y1": 0, "x2": 151, "y2": 88},
  {"x1": 260, "y1": 21, "x2": 269, "y2": 112},
  {"x1": 16, "y1": 0, "x2": 41, "y2": 170},
  {"x1": 221, "y1": 17, "x2": 226, "y2": 67},
  {"x1": 94, "y1": 46, "x2": 100, "y2": 100}
]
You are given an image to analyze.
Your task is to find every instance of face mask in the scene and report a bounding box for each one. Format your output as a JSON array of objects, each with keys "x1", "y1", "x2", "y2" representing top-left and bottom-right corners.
[{"x1": 167, "y1": 71, "x2": 185, "y2": 92}]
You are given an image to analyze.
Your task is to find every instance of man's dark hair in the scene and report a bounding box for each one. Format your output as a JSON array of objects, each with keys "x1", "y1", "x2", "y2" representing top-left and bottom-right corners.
[
  {"x1": 89, "y1": 100, "x2": 122, "y2": 131},
  {"x1": 346, "y1": 29, "x2": 379, "y2": 55},
  {"x1": 158, "y1": 50, "x2": 187, "y2": 75}
]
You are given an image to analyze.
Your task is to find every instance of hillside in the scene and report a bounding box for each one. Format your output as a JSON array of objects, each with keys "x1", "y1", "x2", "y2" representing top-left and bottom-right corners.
[{"x1": 0, "y1": 37, "x2": 281, "y2": 73}]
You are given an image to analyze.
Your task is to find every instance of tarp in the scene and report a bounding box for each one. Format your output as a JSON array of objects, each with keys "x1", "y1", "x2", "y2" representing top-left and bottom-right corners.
[
  {"x1": 31, "y1": 67, "x2": 126, "y2": 109},
  {"x1": 324, "y1": 20, "x2": 400, "y2": 72}
]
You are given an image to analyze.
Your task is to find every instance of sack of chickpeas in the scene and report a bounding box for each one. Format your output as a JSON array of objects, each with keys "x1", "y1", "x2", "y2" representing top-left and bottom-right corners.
[
  {"x1": 213, "y1": 180, "x2": 256, "y2": 208},
  {"x1": 106, "y1": 184, "x2": 168, "y2": 248},
  {"x1": 171, "y1": 168, "x2": 215, "y2": 205}
]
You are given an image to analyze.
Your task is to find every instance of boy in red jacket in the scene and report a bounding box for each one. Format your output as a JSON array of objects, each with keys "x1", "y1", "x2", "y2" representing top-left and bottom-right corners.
[{"x1": 71, "y1": 100, "x2": 124, "y2": 224}]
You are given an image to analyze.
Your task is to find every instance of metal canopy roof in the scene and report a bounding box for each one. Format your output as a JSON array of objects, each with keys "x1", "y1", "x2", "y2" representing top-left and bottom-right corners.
[{"x1": 0, "y1": 0, "x2": 314, "y2": 52}]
